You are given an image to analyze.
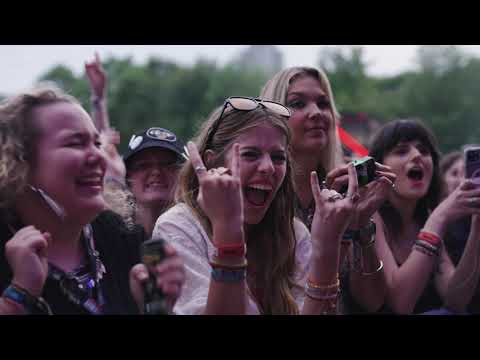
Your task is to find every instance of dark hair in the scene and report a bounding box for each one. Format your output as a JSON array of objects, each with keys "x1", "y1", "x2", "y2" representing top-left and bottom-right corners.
[{"x1": 369, "y1": 119, "x2": 442, "y2": 232}]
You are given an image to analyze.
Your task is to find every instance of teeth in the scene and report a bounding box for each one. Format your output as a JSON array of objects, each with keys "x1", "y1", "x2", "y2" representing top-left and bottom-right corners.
[{"x1": 249, "y1": 184, "x2": 272, "y2": 191}]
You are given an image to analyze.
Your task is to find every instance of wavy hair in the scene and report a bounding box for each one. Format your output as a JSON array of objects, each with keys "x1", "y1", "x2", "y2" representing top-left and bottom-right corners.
[
  {"x1": 175, "y1": 104, "x2": 299, "y2": 315},
  {"x1": 0, "y1": 84, "x2": 79, "y2": 209}
]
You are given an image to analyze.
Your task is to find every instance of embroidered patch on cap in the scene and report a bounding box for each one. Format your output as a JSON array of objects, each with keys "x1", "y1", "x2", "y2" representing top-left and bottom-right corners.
[
  {"x1": 129, "y1": 135, "x2": 143, "y2": 150},
  {"x1": 146, "y1": 128, "x2": 176, "y2": 142}
]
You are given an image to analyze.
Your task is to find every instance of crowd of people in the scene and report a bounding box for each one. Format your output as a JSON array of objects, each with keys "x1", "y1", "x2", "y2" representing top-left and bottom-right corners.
[{"x1": 0, "y1": 54, "x2": 478, "y2": 315}]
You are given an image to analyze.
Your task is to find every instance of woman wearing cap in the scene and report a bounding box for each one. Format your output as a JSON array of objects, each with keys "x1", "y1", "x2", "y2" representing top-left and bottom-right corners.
[
  {"x1": 153, "y1": 96, "x2": 359, "y2": 315},
  {"x1": 259, "y1": 67, "x2": 396, "y2": 313},
  {"x1": 123, "y1": 128, "x2": 186, "y2": 237},
  {"x1": 0, "y1": 85, "x2": 185, "y2": 314}
]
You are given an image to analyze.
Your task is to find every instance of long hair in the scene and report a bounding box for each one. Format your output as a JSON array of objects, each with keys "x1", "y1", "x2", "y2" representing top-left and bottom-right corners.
[
  {"x1": 369, "y1": 119, "x2": 442, "y2": 236},
  {"x1": 176, "y1": 104, "x2": 299, "y2": 315},
  {"x1": 0, "y1": 84, "x2": 79, "y2": 209},
  {"x1": 260, "y1": 66, "x2": 344, "y2": 176}
]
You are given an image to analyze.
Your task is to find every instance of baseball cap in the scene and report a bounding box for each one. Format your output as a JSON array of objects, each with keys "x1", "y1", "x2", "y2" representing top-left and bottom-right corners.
[{"x1": 123, "y1": 127, "x2": 187, "y2": 165}]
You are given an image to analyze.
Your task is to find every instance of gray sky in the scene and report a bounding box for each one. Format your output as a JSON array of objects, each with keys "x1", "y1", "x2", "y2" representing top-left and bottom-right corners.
[{"x1": 2, "y1": 45, "x2": 480, "y2": 95}]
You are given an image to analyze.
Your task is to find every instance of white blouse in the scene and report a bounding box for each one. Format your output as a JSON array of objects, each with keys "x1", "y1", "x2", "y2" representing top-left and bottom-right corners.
[{"x1": 153, "y1": 203, "x2": 312, "y2": 315}]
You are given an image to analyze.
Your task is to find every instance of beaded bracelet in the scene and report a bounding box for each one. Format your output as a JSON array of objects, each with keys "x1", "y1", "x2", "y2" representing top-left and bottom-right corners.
[
  {"x1": 415, "y1": 240, "x2": 440, "y2": 256},
  {"x1": 211, "y1": 267, "x2": 246, "y2": 283},
  {"x1": 414, "y1": 244, "x2": 438, "y2": 257}
]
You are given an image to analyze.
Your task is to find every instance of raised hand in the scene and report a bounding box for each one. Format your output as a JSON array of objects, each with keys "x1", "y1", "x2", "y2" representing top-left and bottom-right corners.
[
  {"x1": 427, "y1": 179, "x2": 480, "y2": 236},
  {"x1": 187, "y1": 141, "x2": 244, "y2": 238},
  {"x1": 325, "y1": 162, "x2": 396, "y2": 229},
  {"x1": 310, "y1": 163, "x2": 359, "y2": 247},
  {"x1": 129, "y1": 243, "x2": 185, "y2": 313},
  {"x1": 5, "y1": 226, "x2": 51, "y2": 297},
  {"x1": 85, "y1": 52, "x2": 107, "y2": 99},
  {"x1": 100, "y1": 128, "x2": 126, "y2": 181}
]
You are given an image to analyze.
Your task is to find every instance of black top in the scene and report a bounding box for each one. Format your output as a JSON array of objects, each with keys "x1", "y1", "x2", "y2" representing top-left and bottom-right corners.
[{"x1": 0, "y1": 210, "x2": 147, "y2": 314}]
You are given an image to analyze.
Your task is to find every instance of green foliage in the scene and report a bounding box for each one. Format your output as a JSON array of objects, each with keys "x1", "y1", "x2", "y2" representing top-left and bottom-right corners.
[
  {"x1": 319, "y1": 45, "x2": 480, "y2": 153},
  {"x1": 37, "y1": 57, "x2": 269, "y2": 153},
  {"x1": 35, "y1": 46, "x2": 480, "y2": 155}
]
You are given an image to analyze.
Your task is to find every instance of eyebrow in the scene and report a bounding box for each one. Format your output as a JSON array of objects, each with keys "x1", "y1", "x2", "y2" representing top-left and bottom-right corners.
[
  {"x1": 287, "y1": 92, "x2": 329, "y2": 99},
  {"x1": 241, "y1": 146, "x2": 286, "y2": 152}
]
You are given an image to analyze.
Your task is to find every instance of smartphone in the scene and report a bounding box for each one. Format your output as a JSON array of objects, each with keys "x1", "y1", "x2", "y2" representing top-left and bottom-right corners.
[
  {"x1": 352, "y1": 156, "x2": 377, "y2": 187},
  {"x1": 465, "y1": 146, "x2": 480, "y2": 185},
  {"x1": 140, "y1": 238, "x2": 169, "y2": 315}
]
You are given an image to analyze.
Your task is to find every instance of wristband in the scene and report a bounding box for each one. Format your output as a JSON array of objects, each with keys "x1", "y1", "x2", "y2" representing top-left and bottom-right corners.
[
  {"x1": 418, "y1": 230, "x2": 441, "y2": 247},
  {"x1": 211, "y1": 268, "x2": 246, "y2": 283},
  {"x1": 212, "y1": 242, "x2": 246, "y2": 258},
  {"x1": 2, "y1": 284, "x2": 52, "y2": 315}
]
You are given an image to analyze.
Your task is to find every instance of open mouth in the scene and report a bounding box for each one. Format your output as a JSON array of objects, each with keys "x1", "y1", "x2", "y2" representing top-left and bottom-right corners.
[
  {"x1": 244, "y1": 185, "x2": 272, "y2": 207},
  {"x1": 407, "y1": 167, "x2": 424, "y2": 182},
  {"x1": 76, "y1": 176, "x2": 103, "y2": 188}
]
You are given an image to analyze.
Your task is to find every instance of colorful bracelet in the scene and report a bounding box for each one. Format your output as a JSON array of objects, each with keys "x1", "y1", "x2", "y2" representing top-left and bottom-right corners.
[
  {"x1": 414, "y1": 244, "x2": 438, "y2": 257},
  {"x1": 418, "y1": 230, "x2": 441, "y2": 247},
  {"x1": 211, "y1": 268, "x2": 246, "y2": 283},
  {"x1": 307, "y1": 277, "x2": 340, "y2": 290},
  {"x1": 415, "y1": 240, "x2": 440, "y2": 255},
  {"x1": 212, "y1": 242, "x2": 246, "y2": 258},
  {"x1": 2, "y1": 284, "x2": 52, "y2": 315}
]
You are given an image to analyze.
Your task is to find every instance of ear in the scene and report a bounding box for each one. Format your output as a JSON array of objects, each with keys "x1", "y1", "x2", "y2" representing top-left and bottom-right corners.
[{"x1": 204, "y1": 149, "x2": 216, "y2": 169}]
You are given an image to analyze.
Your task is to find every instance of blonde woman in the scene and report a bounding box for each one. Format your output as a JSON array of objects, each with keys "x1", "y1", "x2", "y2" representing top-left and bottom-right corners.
[
  {"x1": 153, "y1": 97, "x2": 359, "y2": 314},
  {"x1": 260, "y1": 67, "x2": 396, "y2": 313}
]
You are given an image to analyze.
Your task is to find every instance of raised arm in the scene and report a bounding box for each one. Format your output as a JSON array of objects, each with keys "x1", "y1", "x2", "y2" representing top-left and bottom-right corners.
[
  {"x1": 188, "y1": 141, "x2": 247, "y2": 315},
  {"x1": 378, "y1": 180, "x2": 480, "y2": 314},
  {"x1": 302, "y1": 163, "x2": 358, "y2": 315},
  {"x1": 85, "y1": 52, "x2": 109, "y2": 132},
  {"x1": 444, "y1": 215, "x2": 480, "y2": 313}
]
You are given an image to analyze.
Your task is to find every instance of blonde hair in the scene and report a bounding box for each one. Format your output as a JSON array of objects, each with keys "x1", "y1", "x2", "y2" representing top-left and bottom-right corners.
[
  {"x1": 176, "y1": 104, "x2": 299, "y2": 314},
  {"x1": 260, "y1": 66, "x2": 344, "y2": 174},
  {"x1": 0, "y1": 85, "x2": 79, "y2": 209}
]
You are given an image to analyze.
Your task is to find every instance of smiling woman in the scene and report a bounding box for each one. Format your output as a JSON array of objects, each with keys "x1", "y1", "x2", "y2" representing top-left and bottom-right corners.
[
  {"x1": 153, "y1": 96, "x2": 360, "y2": 315},
  {"x1": 0, "y1": 85, "x2": 185, "y2": 315}
]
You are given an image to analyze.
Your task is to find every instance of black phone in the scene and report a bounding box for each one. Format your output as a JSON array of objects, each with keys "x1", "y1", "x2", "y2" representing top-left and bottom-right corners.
[
  {"x1": 352, "y1": 156, "x2": 377, "y2": 187},
  {"x1": 465, "y1": 146, "x2": 480, "y2": 185},
  {"x1": 340, "y1": 156, "x2": 377, "y2": 194},
  {"x1": 140, "y1": 238, "x2": 169, "y2": 315}
]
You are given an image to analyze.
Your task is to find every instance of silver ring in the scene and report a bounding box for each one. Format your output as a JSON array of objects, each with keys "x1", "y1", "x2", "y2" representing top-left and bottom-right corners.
[
  {"x1": 328, "y1": 194, "x2": 344, "y2": 202},
  {"x1": 195, "y1": 165, "x2": 207, "y2": 173}
]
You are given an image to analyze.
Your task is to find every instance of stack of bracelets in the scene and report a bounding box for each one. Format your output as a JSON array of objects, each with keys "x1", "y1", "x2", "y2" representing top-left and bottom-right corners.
[
  {"x1": 210, "y1": 241, "x2": 247, "y2": 283},
  {"x1": 305, "y1": 276, "x2": 340, "y2": 314},
  {"x1": 414, "y1": 230, "x2": 441, "y2": 257},
  {"x1": 345, "y1": 220, "x2": 384, "y2": 276}
]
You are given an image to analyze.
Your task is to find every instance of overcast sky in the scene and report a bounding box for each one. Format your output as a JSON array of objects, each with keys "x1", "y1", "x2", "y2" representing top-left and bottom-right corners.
[{"x1": 2, "y1": 45, "x2": 480, "y2": 95}]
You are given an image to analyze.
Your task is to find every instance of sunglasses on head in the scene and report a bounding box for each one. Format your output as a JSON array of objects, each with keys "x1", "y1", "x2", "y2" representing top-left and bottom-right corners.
[{"x1": 205, "y1": 96, "x2": 291, "y2": 148}]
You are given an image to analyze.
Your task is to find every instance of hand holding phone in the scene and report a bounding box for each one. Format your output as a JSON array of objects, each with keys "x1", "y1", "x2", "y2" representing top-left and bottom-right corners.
[{"x1": 140, "y1": 238, "x2": 169, "y2": 315}]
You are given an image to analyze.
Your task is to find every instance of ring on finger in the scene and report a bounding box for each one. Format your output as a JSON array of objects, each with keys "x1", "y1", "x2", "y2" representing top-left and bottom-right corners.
[{"x1": 195, "y1": 165, "x2": 207, "y2": 173}]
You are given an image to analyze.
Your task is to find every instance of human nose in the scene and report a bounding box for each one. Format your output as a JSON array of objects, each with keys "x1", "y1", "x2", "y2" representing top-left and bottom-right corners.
[
  {"x1": 87, "y1": 143, "x2": 107, "y2": 167},
  {"x1": 257, "y1": 154, "x2": 275, "y2": 175},
  {"x1": 307, "y1": 102, "x2": 322, "y2": 120}
]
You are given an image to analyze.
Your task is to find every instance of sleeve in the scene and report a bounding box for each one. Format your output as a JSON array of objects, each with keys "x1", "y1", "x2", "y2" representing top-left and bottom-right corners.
[
  {"x1": 153, "y1": 207, "x2": 212, "y2": 315},
  {"x1": 291, "y1": 219, "x2": 312, "y2": 311}
]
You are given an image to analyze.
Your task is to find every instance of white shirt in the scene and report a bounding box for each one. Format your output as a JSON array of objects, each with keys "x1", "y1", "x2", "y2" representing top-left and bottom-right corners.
[{"x1": 153, "y1": 203, "x2": 312, "y2": 315}]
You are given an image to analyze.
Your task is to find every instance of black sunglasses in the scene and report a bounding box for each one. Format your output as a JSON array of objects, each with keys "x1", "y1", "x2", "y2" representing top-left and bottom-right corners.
[{"x1": 205, "y1": 97, "x2": 291, "y2": 148}]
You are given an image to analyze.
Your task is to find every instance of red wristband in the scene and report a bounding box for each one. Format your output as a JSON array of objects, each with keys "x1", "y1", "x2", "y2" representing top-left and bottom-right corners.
[
  {"x1": 212, "y1": 242, "x2": 246, "y2": 258},
  {"x1": 418, "y1": 231, "x2": 441, "y2": 246}
]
